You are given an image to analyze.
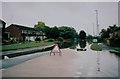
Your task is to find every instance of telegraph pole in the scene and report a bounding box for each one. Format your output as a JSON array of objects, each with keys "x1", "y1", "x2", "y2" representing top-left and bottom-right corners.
[
  {"x1": 95, "y1": 10, "x2": 99, "y2": 36},
  {"x1": 93, "y1": 23, "x2": 95, "y2": 36}
]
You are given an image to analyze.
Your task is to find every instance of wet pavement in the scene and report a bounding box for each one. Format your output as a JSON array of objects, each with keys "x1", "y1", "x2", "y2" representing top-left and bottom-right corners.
[
  {"x1": 1, "y1": 51, "x2": 50, "y2": 69},
  {"x1": 2, "y1": 43, "x2": 119, "y2": 77}
]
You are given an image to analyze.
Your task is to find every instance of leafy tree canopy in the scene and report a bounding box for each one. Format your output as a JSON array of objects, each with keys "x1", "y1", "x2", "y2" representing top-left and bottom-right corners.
[
  {"x1": 34, "y1": 21, "x2": 46, "y2": 31},
  {"x1": 58, "y1": 26, "x2": 77, "y2": 40}
]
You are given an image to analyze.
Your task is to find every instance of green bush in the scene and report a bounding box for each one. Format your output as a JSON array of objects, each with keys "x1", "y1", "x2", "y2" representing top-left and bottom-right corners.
[
  {"x1": 35, "y1": 37, "x2": 41, "y2": 42},
  {"x1": 90, "y1": 43, "x2": 102, "y2": 51},
  {"x1": 10, "y1": 39, "x2": 16, "y2": 43},
  {"x1": 58, "y1": 37, "x2": 63, "y2": 41},
  {"x1": 47, "y1": 39, "x2": 54, "y2": 42}
]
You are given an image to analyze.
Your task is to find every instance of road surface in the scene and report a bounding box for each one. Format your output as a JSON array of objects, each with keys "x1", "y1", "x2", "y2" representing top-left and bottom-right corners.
[{"x1": 2, "y1": 44, "x2": 118, "y2": 77}]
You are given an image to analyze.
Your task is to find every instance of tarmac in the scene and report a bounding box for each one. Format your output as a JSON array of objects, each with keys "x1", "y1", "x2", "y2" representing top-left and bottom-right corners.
[
  {"x1": 2, "y1": 45, "x2": 118, "y2": 77},
  {"x1": 2, "y1": 48, "x2": 82, "y2": 77}
]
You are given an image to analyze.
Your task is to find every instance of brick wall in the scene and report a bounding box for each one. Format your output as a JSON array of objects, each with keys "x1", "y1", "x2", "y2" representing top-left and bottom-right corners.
[{"x1": 5, "y1": 25, "x2": 22, "y2": 40}]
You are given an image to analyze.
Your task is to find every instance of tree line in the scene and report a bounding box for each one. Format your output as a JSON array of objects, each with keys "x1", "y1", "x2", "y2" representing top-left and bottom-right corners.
[
  {"x1": 34, "y1": 21, "x2": 79, "y2": 41},
  {"x1": 100, "y1": 24, "x2": 120, "y2": 47}
]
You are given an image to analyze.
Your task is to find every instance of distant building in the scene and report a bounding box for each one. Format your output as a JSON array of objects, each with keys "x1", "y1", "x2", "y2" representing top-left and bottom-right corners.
[
  {"x1": 5, "y1": 24, "x2": 45, "y2": 42},
  {"x1": 0, "y1": 19, "x2": 6, "y2": 43}
]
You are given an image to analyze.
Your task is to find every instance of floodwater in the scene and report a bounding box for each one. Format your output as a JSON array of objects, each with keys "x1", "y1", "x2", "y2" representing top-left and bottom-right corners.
[
  {"x1": 2, "y1": 40, "x2": 119, "y2": 77},
  {"x1": 75, "y1": 45, "x2": 118, "y2": 77},
  {"x1": 75, "y1": 41, "x2": 118, "y2": 77}
]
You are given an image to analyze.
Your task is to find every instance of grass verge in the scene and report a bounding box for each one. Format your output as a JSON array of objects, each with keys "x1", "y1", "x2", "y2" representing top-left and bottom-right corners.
[
  {"x1": 1, "y1": 41, "x2": 54, "y2": 51},
  {"x1": 90, "y1": 43, "x2": 102, "y2": 51},
  {"x1": 113, "y1": 47, "x2": 120, "y2": 53}
]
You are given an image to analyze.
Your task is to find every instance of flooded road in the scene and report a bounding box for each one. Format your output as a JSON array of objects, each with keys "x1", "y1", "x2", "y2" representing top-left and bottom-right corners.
[
  {"x1": 2, "y1": 41, "x2": 119, "y2": 77},
  {"x1": 73, "y1": 43, "x2": 118, "y2": 77}
]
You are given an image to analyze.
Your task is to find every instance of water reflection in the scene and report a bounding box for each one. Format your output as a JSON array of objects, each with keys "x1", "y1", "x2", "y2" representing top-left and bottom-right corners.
[
  {"x1": 96, "y1": 51, "x2": 101, "y2": 73},
  {"x1": 110, "y1": 52, "x2": 120, "y2": 57},
  {"x1": 58, "y1": 40, "x2": 77, "y2": 49},
  {"x1": 79, "y1": 40, "x2": 86, "y2": 48},
  {"x1": 57, "y1": 39, "x2": 87, "y2": 51}
]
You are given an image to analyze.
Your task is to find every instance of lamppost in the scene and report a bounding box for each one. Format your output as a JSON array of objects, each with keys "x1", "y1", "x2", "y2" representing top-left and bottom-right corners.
[
  {"x1": 95, "y1": 10, "x2": 101, "y2": 74},
  {"x1": 93, "y1": 23, "x2": 95, "y2": 36},
  {"x1": 95, "y1": 10, "x2": 99, "y2": 36}
]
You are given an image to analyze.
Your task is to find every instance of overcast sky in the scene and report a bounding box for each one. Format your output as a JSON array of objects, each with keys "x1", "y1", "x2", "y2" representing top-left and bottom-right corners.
[{"x1": 2, "y1": 2, "x2": 118, "y2": 35}]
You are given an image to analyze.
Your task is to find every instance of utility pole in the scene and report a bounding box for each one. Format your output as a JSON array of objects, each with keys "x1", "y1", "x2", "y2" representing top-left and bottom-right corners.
[
  {"x1": 93, "y1": 23, "x2": 95, "y2": 36},
  {"x1": 95, "y1": 10, "x2": 99, "y2": 36}
]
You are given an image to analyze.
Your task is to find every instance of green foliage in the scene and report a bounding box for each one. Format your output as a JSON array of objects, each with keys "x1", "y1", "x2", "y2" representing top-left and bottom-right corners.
[
  {"x1": 2, "y1": 41, "x2": 54, "y2": 51},
  {"x1": 34, "y1": 21, "x2": 51, "y2": 39},
  {"x1": 59, "y1": 26, "x2": 77, "y2": 40},
  {"x1": 10, "y1": 39, "x2": 16, "y2": 43},
  {"x1": 107, "y1": 24, "x2": 119, "y2": 33},
  {"x1": 114, "y1": 47, "x2": 120, "y2": 52},
  {"x1": 86, "y1": 35, "x2": 93, "y2": 43},
  {"x1": 45, "y1": 26, "x2": 51, "y2": 38},
  {"x1": 58, "y1": 37, "x2": 63, "y2": 41},
  {"x1": 47, "y1": 39, "x2": 54, "y2": 42},
  {"x1": 90, "y1": 43, "x2": 102, "y2": 51},
  {"x1": 110, "y1": 36, "x2": 120, "y2": 47},
  {"x1": 34, "y1": 21, "x2": 46, "y2": 31},
  {"x1": 35, "y1": 37, "x2": 41, "y2": 42},
  {"x1": 34, "y1": 21, "x2": 78, "y2": 40},
  {"x1": 100, "y1": 29, "x2": 109, "y2": 40},
  {"x1": 100, "y1": 24, "x2": 120, "y2": 47},
  {"x1": 50, "y1": 26, "x2": 60, "y2": 39}
]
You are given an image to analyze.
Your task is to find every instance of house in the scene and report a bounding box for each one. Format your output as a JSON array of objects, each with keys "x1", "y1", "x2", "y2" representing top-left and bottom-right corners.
[
  {"x1": 0, "y1": 19, "x2": 7, "y2": 44},
  {"x1": 5, "y1": 24, "x2": 45, "y2": 42},
  {"x1": 0, "y1": 19, "x2": 6, "y2": 37}
]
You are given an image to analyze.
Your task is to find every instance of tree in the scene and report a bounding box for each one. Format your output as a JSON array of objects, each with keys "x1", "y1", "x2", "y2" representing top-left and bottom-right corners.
[
  {"x1": 34, "y1": 21, "x2": 46, "y2": 32},
  {"x1": 107, "y1": 24, "x2": 118, "y2": 33},
  {"x1": 100, "y1": 29, "x2": 109, "y2": 41},
  {"x1": 86, "y1": 35, "x2": 93, "y2": 43},
  {"x1": 100, "y1": 24, "x2": 120, "y2": 47},
  {"x1": 44, "y1": 26, "x2": 51, "y2": 39},
  {"x1": 50, "y1": 26, "x2": 60, "y2": 40},
  {"x1": 79, "y1": 30, "x2": 86, "y2": 39},
  {"x1": 34, "y1": 21, "x2": 51, "y2": 39},
  {"x1": 59, "y1": 26, "x2": 77, "y2": 40}
]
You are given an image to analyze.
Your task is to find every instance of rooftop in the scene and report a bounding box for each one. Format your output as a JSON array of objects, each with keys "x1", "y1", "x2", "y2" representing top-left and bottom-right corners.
[{"x1": 8, "y1": 24, "x2": 40, "y2": 32}]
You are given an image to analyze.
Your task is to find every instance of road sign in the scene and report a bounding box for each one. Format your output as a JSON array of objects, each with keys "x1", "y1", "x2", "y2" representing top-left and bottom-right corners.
[{"x1": 50, "y1": 44, "x2": 61, "y2": 56}]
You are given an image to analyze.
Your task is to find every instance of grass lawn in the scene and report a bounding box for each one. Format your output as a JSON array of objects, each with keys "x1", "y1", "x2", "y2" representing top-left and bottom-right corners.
[
  {"x1": 1, "y1": 41, "x2": 54, "y2": 51},
  {"x1": 113, "y1": 47, "x2": 120, "y2": 53},
  {"x1": 90, "y1": 43, "x2": 102, "y2": 51}
]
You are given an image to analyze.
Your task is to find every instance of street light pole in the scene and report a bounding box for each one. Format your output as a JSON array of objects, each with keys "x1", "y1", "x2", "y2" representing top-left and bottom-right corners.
[
  {"x1": 95, "y1": 10, "x2": 99, "y2": 36},
  {"x1": 93, "y1": 23, "x2": 95, "y2": 36}
]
